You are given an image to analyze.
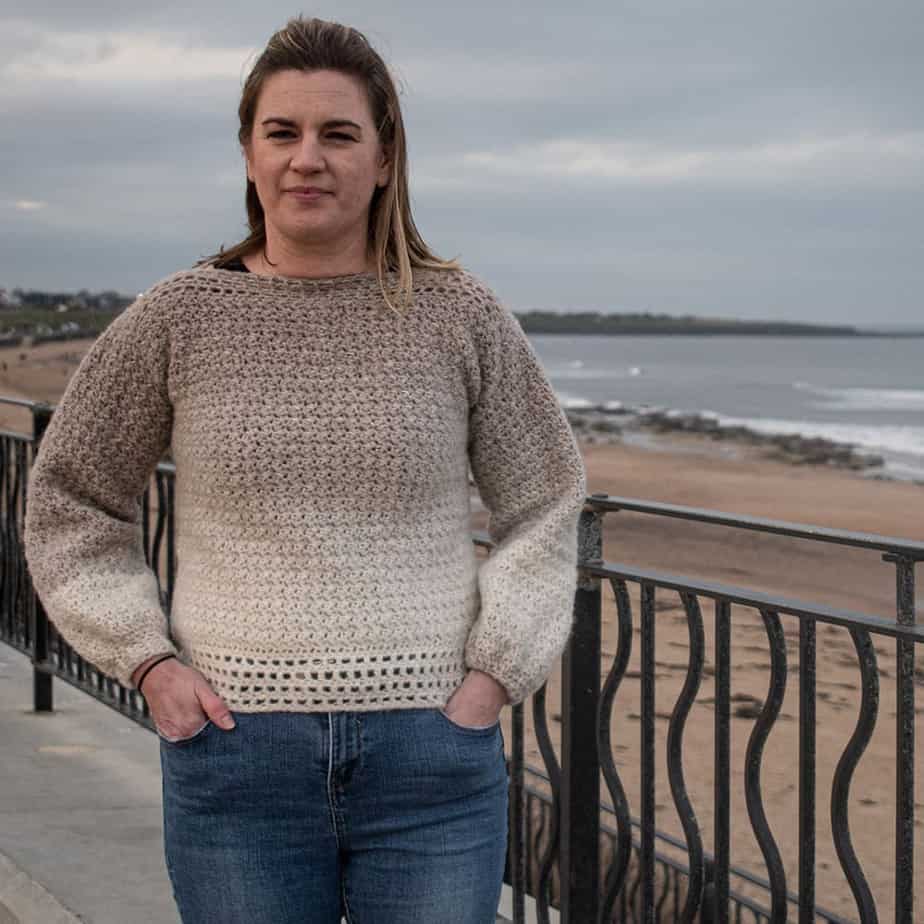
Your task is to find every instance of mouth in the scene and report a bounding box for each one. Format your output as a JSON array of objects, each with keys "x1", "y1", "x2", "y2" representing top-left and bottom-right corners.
[
  {"x1": 286, "y1": 187, "x2": 331, "y2": 196},
  {"x1": 286, "y1": 188, "x2": 330, "y2": 203}
]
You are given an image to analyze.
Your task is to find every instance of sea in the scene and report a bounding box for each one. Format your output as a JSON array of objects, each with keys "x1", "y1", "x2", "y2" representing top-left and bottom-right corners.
[{"x1": 531, "y1": 334, "x2": 924, "y2": 482}]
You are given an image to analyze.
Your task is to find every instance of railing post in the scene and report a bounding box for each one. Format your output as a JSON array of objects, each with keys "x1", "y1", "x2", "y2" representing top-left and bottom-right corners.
[
  {"x1": 560, "y1": 499, "x2": 603, "y2": 924},
  {"x1": 884, "y1": 552, "x2": 916, "y2": 923},
  {"x1": 701, "y1": 858, "x2": 716, "y2": 924},
  {"x1": 28, "y1": 402, "x2": 54, "y2": 712}
]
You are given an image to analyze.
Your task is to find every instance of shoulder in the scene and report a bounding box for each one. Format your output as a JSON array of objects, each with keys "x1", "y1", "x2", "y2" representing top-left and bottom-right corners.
[
  {"x1": 117, "y1": 261, "x2": 236, "y2": 328},
  {"x1": 413, "y1": 265, "x2": 498, "y2": 302},
  {"x1": 92, "y1": 265, "x2": 221, "y2": 354},
  {"x1": 137, "y1": 262, "x2": 227, "y2": 305},
  {"x1": 412, "y1": 265, "x2": 512, "y2": 330},
  {"x1": 413, "y1": 268, "x2": 533, "y2": 391}
]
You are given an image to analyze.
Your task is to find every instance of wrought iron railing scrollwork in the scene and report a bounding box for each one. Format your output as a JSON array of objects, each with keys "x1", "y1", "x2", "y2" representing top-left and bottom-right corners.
[
  {"x1": 599, "y1": 577, "x2": 634, "y2": 921},
  {"x1": 491, "y1": 495, "x2": 920, "y2": 923},
  {"x1": 1, "y1": 398, "x2": 177, "y2": 731},
  {"x1": 667, "y1": 590, "x2": 706, "y2": 923}
]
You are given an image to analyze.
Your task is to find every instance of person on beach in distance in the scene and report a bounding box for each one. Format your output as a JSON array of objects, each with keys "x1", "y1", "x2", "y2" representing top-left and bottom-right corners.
[{"x1": 23, "y1": 15, "x2": 587, "y2": 924}]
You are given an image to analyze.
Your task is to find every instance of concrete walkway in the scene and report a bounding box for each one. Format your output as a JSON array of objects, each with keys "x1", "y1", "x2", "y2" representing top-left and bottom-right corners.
[
  {"x1": 0, "y1": 647, "x2": 522, "y2": 924},
  {"x1": 0, "y1": 647, "x2": 180, "y2": 924}
]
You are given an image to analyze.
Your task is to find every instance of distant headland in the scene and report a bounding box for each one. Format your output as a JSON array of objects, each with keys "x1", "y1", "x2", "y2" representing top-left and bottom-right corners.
[
  {"x1": 514, "y1": 311, "x2": 924, "y2": 337},
  {"x1": 1, "y1": 284, "x2": 921, "y2": 340}
]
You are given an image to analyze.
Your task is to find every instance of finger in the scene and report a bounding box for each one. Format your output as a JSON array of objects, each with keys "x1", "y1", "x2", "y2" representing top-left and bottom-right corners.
[{"x1": 195, "y1": 684, "x2": 236, "y2": 730}]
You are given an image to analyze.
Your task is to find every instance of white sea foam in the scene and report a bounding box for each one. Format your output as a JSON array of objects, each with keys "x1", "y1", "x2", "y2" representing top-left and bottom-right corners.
[
  {"x1": 549, "y1": 363, "x2": 651, "y2": 381},
  {"x1": 715, "y1": 413, "x2": 924, "y2": 467},
  {"x1": 792, "y1": 382, "x2": 924, "y2": 412},
  {"x1": 556, "y1": 390, "x2": 597, "y2": 409},
  {"x1": 560, "y1": 393, "x2": 924, "y2": 479}
]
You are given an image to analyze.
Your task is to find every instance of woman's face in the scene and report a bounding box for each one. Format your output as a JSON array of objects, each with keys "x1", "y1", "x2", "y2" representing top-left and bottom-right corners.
[{"x1": 243, "y1": 68, "x2": 390, "y2": 257}]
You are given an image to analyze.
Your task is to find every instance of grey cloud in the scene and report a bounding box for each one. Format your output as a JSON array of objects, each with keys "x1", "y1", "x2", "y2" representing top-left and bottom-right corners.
[{"x1": 2, "y1": 0, "x2": 923, "y2": 323}]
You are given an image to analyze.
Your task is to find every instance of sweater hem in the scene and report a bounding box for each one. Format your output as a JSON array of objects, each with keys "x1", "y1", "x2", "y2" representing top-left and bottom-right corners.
[{"x1": 181, "y1": 643, "x2": 469, "y2": 712}]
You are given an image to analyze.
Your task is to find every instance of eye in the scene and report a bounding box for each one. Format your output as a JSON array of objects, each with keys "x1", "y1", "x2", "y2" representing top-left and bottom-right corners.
[
  {"x1": 268, "y1": 130, "x2": 294, "y2": 139},
  {"x1": 328, "y1": 132, "x2": 356, "y2": 141}
]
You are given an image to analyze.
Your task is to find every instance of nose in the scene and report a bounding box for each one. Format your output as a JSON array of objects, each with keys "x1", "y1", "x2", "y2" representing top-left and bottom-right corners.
[{"x1": 290, "y1": 133, "x2": 326, "y2": 173}]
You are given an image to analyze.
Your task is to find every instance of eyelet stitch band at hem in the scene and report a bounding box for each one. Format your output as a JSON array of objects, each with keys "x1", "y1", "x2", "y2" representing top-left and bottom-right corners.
[
  {"x1": 181, "y1": 645, "x2": 471, "y2": 713},
  {"x1": 22, "y1": 260, "x2": 588, "y2": 714}
]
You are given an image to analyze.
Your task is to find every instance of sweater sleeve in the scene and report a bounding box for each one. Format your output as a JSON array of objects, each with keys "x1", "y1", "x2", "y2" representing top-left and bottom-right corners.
[
  {"x1": 463, "y1": 284, "x2": 587, "y2": 706},
  {"x1": 23, "y1": 286, "x2": 178, "y2": 689}
]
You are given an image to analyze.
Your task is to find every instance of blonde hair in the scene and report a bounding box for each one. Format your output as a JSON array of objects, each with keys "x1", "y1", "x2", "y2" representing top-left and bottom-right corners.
[{"x1": 198, "y1": 15, "x2": 460, "y2": 313}]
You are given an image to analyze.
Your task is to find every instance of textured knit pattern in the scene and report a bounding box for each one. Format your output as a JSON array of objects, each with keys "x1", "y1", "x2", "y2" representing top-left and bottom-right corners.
[{"x1": 23, "y1": 261, "x2": 588, "y2": 711}]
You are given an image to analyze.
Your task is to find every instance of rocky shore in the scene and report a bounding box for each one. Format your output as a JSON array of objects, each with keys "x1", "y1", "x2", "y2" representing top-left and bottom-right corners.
[{"x1": 565, "y1": 403, "x2": 885, "y2": 472}]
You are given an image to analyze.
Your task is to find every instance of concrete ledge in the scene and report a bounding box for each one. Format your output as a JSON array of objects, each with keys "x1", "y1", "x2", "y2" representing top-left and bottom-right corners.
[{"x1": 0, "y1": 851, "x2": 84, "y2": 924}]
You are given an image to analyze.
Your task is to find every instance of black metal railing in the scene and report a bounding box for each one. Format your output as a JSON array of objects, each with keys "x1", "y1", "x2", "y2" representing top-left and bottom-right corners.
[
  {"x1": 3, "y1": 400, "x2": 180, "y2": 731},
  {"x1": 2, "y1": 397, "x2": 921, "y2": 923},
  {"x1": 488, "y1": 496, "x2": 920, "y2": 924}
]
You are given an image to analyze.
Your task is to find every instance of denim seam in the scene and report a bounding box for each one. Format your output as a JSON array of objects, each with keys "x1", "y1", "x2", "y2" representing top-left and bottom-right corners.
[
  {"x1": 325, "y1": 712, "x2": 341, "y2": 850},
  {"x1": 340, "y1": 871, "x2": 355, "y2": 924}
]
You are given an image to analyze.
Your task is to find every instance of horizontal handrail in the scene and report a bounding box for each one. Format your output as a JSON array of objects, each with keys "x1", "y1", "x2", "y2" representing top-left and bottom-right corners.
[
  {"x1": 586, "y1": 494, "x2": 924, "y2": 559},
  {"x1": 472, "y1": 524, "x2": 922, "y2": 639},
  {"x1": 591, "y1": 561, "x2": 924, "y2": 641},
  {"x1": 0, "y1": 396, "x2": 49, "y2": 411}
]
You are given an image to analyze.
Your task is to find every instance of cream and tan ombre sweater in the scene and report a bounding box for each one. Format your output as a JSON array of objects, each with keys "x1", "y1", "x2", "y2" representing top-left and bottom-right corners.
[{"x1": 23, "y1": 260, "x2": 588, "y2": 712}]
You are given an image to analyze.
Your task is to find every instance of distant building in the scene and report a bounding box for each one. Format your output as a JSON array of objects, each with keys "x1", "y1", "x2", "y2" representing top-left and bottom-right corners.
[
  {"x1": 0, "y1": 288, "x2": 22, "y2": 308},
  {"x1": 0, "y1": 286, "x2": 130, "y2": 313}
]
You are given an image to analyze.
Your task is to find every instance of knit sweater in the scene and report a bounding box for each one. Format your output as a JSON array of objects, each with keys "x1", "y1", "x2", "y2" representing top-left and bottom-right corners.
[{"x1": 23, "y1": 259, "x2": 588, "y2": 712}]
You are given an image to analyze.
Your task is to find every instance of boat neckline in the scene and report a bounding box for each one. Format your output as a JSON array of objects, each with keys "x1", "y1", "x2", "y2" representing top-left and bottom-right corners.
[{"x1": 196, "y1": 261, "x2": 388, "y2": 287}]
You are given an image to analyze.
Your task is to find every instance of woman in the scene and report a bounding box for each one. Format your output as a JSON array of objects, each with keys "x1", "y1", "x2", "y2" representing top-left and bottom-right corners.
[{"x1": 23, "y1": 15, "x2": 587, "y2": 924}]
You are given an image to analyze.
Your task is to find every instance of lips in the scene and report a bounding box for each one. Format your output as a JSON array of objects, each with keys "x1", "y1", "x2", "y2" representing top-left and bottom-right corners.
[{"x1": 286, "y1": 187, "x2": 330, "y2": 194}]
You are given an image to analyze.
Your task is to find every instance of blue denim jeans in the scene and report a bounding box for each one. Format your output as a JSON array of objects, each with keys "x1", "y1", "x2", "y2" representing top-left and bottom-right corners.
[{"x1": 158, "y1": 707, "x2": 509, "y2": 923}]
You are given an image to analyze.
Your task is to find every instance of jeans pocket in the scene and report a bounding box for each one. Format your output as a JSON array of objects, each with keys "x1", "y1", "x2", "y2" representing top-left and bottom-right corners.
[
  {"x1": 156, "y1": 718, "x2": 213, "y2": 745},
  {"x1": 436, "y1": 708, "x2": 500, "y2": 735}
]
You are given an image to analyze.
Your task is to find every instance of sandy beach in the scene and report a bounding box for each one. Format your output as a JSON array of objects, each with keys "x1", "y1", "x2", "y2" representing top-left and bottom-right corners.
[{"x1": 5, "y1": 337, "x2": 922, "y2": 920}]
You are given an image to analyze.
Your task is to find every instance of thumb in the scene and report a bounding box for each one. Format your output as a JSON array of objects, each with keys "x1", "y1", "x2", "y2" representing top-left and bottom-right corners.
[{"x1": 196, "y1": 683, "x2": 236, "y2": 730}]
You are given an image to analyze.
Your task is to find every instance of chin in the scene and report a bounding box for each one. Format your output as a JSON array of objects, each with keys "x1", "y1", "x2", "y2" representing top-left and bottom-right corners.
[{"x1": 280, "y1": 223, "x2": 338, "y2": 243}]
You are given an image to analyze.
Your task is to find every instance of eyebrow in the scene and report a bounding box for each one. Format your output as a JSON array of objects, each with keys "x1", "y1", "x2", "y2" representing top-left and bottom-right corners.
[{"x1": 260, "y1": 117, "x2": 363, "y2": 133}]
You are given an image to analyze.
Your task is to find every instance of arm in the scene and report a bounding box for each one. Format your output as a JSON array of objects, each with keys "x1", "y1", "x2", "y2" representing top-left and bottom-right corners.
[
  {"x1": 463, "y1": 283, "x2": 588, "y2": 706},
  {"x1": 23, "y1": 286, "x2": 179, "y2": 689}
]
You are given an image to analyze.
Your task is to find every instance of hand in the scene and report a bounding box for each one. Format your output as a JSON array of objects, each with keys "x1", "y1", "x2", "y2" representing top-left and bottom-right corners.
[
  {"x1": 132, "y1": 655, "x2": 236, "y2": 738},
  {"x1": 441, "y1": 669, "x2": 509, "y2": 728}
]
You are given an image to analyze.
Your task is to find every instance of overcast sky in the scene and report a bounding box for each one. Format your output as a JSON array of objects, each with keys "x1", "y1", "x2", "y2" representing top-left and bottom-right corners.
[{"x1": 2, "y1": 2, "x2": 922, "y2": 323}]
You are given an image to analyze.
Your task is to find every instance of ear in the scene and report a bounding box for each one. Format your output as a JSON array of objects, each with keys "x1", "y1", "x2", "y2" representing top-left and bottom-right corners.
[
  {"x1": 242, "y1": 144, "x2": 254, "y2": 184},
  {"x1": 376, "y1": 146, "x2": 391, "y2": 188}
]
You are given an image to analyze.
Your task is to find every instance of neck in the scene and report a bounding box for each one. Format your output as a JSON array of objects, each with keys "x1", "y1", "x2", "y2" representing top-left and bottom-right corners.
[{"x1": 252, "y1": 232, "x2": 374, "y2": 278}]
